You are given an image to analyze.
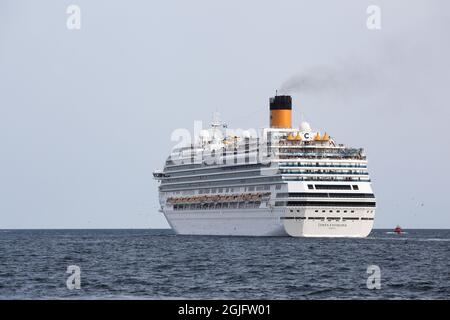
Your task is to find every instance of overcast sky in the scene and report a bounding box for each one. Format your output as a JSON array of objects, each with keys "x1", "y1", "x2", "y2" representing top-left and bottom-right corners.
[{"x1": 1, "y1": 0, "x2": 449, "y2": 229}]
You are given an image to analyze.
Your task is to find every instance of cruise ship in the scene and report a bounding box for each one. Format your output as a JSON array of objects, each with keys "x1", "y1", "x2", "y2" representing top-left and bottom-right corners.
[{"x1": 153, "y1": 95, "x2": 376, "y2": 237}]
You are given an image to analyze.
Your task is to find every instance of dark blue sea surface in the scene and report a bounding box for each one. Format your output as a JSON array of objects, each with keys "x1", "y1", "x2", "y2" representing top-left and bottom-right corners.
[{"x1": 0, "y1": 229, "x2": 449, "y2": 299}]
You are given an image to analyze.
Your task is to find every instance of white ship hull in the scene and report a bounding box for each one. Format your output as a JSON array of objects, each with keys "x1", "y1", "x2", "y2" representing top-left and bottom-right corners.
[
  {"x1": 164, "y1": 208, "x2": 287, "y2": 236},
  {"x1": 163, "y1": 208, "x2": 375, "y2": 237}
]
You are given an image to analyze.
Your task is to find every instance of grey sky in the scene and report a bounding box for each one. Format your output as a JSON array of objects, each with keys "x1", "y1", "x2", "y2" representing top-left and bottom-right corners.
[{"x1": 1, "y1": 1, "x2": 449, "y2": 229}]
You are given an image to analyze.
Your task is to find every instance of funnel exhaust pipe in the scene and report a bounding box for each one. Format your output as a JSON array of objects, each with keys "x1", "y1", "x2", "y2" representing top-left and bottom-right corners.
[{"x1": 269, "y1": 95, "x2": 292, "y2": 128}]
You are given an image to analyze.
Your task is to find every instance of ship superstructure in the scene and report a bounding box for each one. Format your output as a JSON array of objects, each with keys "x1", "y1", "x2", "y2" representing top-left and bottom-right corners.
[{"x1": 153, "y1": 95, "x2": 376, "y2": 237}]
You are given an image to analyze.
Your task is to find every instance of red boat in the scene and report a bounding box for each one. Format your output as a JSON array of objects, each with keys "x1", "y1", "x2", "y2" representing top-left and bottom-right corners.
[{"x1": 394, "y1": 225, "x2": 403, "y2": 235}]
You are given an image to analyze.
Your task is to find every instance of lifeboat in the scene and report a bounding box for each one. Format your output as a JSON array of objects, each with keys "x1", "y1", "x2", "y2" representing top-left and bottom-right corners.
[
  {"x1": 295, "y1": 133, "x2": 302, "y2": 141},
  {"x1": 287, "y1": 134, "x2": 295, "y2": 141},
  {"x1": 322, "y1": 133, "x2": 330, "y2": 141}
]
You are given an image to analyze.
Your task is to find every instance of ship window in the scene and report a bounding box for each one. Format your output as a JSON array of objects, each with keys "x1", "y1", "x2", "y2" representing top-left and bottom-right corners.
[
  {"x1": 308, "y1": 184, "x2": 314, "y2": 189},
  {"x1": 315, "y1": 185, "x2": 352, "y2": 190},
  {"x1": 352, "y1": 185, "x2": 359, "y2": 190},
  {"x1": 276, "y1": 185, "x2": 282, "y2": 190},
  {"x1": 315, "y1": 210, "x2": 318, "y2": 212}
]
